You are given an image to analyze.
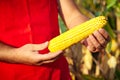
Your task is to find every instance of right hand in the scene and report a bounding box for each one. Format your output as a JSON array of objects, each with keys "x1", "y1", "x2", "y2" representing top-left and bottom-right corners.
[
  {"x1": 13, "y1": 41, "x2": 63, "y2": 65},
  {"x1": 81, "y1": 28, "x2": 110, "y2": 53}
]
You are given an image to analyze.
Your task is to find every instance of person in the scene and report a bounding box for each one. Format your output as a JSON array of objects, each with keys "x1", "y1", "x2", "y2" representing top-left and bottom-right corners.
[{"x1": 0, "y1": 0, "x2": 110, "y2": 80}]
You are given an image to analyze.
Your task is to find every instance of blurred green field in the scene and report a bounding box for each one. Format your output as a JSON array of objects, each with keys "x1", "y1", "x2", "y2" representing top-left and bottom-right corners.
[{"x1": 59, "y1": 0, "x2": 120, "y2": 80}]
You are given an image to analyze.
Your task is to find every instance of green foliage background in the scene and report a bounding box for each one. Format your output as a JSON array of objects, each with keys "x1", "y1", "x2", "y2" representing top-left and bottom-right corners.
[{"x1": 59, "y1": 0, "x2": 120, "y2": 80}]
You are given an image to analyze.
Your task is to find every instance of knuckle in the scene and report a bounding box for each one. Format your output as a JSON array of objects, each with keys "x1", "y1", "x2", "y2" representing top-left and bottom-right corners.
[
  {"x1": 88, "y1": 46, "x2": 95, "y2": 52},
  {"x1": 93, "y1": 30, "x2": 98, "y2": 35},
  {"x1": 103, "y1": 41, "x2": 107, "y2": 45},
  {"x1": 100, "y1": 39, "x2": 106, "y2": 45},
  {"x1": 99, "y1": 28, "x2": 105, "y2": 33},
  {"x1": 96, "y1": 44, "x2": 101, "y2": 49},
  {"x1": 89, "y1": 34, "x2": 94, "y2": 39}
]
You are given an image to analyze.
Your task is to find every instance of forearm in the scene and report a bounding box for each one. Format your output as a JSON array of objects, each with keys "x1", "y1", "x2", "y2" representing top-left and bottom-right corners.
[
  {"x1": 58, "y1": 0, "x2": 89, "y2": 29},
  {"x1": 0, "y1": 42, "x2": 17, "y2": 63}
]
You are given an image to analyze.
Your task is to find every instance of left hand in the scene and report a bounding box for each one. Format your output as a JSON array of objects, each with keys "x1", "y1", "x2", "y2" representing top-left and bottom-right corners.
[{"x1": 81, "y1": 28, "x2": 110, "y2": 53}]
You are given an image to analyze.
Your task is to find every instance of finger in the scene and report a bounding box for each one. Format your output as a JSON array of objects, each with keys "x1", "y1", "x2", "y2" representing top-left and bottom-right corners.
[
  {"x1": 98, "y1": 28, "x2": 111, "y2": 41},
  {"x1": 91, "y1": 49, "x2": 99, "y2": 53},
  {"x1": 35, "y1": 60, "x2": 55, "y2": 65},
  {"x1": 80, "y1": 38, "x2": 88, "y2": 46},
  {"x1": 86, "y1": 37, "x2": 96, "y2": 52},
  {"x1": 40, "y1": 51, "x2": 63, "y2": 61},
  {"x1": 35, "y1": 51, "x2": 63, "y2": 65},
  {"x1": 89, "y1": 34, "x2": 102, "y2": 50},
  {"x1": 81, "y1": 38, "x2": 87, "y2": 45},
  {"x1": 81, "y1": 38, "x2": 97, "y2": 52},
  {"x1": 32, "y1": 41, "x2": 48, "y2": 51},
  {"x1": 93, "y1": 30, "x2": 107, "y2": 47}
]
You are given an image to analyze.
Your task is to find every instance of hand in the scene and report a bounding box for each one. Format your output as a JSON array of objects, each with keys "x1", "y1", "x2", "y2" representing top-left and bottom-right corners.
[
  {"x1": 81, "y1": 28, "x2": 110, "y2": 53},
  {"x1": 13, "y1": 42, "x2": 63, "y2": 65}
]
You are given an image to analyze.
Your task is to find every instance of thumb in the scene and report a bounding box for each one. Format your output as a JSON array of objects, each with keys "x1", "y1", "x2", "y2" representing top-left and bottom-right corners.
[{"x1": 32, "y1": 41, "x2": 48, "y2": 51}]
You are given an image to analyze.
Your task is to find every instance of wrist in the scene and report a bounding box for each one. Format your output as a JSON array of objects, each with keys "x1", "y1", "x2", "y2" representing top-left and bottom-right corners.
[{"x1": 0, "y1": 43, "x2": 18, "y2": 63}]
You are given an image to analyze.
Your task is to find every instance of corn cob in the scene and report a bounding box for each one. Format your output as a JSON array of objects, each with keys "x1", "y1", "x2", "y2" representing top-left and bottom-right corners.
[{"x1": 48, "y1": 16, "x2": 107, "y2": 52}]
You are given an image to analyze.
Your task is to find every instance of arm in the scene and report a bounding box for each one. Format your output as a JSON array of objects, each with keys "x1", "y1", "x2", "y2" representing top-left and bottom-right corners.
[
  {"x1": 0, "y1": 42, "x2": 62, "y2": 65},
  {"x1": 58, "y1": 0, "x2": 110, "y2": 52},
  {"x1": 58, "y1": 0, "x2": 88, "y2": 29}
]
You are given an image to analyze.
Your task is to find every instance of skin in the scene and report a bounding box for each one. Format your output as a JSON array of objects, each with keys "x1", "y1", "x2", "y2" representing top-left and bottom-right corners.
[
  {"x1": 58, "y1": 0, "x2": 110, "y2": 52},
  {"x1": 0, "y1": 42, "x2": 63, "y2": 65},
  {"x1": 0, "y1": 0, "x2": 110, "y2": 65}
]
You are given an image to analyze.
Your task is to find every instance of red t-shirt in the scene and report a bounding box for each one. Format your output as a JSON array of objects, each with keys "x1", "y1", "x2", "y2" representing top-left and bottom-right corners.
[{"x1": 0, "y1": 0, "x2": 71, "y2": 80}]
